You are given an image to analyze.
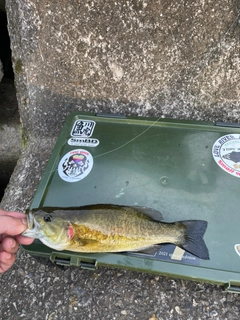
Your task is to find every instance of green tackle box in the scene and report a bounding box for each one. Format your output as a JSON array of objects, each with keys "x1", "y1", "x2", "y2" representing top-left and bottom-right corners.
[{"x1": 23, "y1": 112, "x2": 240, "y2": 292}]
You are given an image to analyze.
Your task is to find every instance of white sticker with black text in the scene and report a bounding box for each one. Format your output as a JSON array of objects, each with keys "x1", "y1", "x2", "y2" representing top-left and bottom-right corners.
[
  {"x1": 212, "y1": 134, "x2": 240, "y2": 178},
  {"x1": 68, "y1": 137, "x2": 99, "y2": 147}
]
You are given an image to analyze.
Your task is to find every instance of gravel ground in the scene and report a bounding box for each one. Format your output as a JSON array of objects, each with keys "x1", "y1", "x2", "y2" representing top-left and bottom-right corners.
[{"x1": 1, "y1": 249, "x2": 240, "y2": 320}]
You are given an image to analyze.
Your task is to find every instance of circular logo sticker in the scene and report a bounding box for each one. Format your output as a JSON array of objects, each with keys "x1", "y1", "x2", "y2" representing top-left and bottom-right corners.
[
  {"x1": 212, "y1": 134, "x2": 240, "y2": 178},
  {"x1": 58, "y1": 149, "x2": 93, "y2": 182},
  {"x1": 234, "y1": 244, "x2": 240, "y2": 257}
]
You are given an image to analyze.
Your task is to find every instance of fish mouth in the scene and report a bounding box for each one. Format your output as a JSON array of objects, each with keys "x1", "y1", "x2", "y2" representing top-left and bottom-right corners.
[
  {"x1": 22, "y1": 211, "x2": 40, "y2": 238},
  {"x1": 27, "y1": 211, "x2": 34, "y2": 229}
]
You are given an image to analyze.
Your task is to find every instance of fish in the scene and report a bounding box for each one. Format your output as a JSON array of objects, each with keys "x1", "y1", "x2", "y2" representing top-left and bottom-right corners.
[
  {"x1": 22, "y1": 204, "x2": 209, "y2": 260},
  {"x1": 223, "y1": 151, "x2": 240, "y2": 163}
]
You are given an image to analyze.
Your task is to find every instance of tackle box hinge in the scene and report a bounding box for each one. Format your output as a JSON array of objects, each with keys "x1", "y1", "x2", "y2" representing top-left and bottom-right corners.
[
  {"x1": 215, "y1": 121, "x2": 240, "y2": 128},
  {"x1": 224, "y1": 282, "x2": 240, "y2": 293}
]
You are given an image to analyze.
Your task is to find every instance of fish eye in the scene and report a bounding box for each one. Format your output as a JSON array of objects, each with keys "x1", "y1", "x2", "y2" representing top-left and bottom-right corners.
[{"x1": 44, "y1": 214, "x2": 52, "y2": 222}]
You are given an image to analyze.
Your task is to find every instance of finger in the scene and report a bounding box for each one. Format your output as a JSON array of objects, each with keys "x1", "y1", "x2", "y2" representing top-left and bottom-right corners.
[
  {"x1": 0, "y1": 210, "x2": 26, "y2": 219},
  {"x1": 0, "y1": 237, "x2": 18, "y2": 254},
  {"x1": 15, "y1": 235, "x2": 34, "y2": 245},
  {"x1": 0, "y1": 251, "x2": 16, "y2": 273},
  {"x1": 0, "y1": 216, "x2": 28, "y2": 236}
]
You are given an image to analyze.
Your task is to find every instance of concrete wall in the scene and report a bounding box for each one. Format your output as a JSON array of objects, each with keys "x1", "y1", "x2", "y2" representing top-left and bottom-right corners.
[{"x1": 5, "y1": 0, "x2": 240, "y2": 140}]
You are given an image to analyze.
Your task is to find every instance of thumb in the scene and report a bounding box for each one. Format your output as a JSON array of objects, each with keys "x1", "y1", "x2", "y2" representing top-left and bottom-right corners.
[{"x1": 0, "y1": 216, "x2": 28, "y2": 236}]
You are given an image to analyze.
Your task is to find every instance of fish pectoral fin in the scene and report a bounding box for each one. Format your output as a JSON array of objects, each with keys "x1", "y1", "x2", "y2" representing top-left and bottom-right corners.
[{"x1": 74, "y1": 238, "x2": 99, "y2": 246}]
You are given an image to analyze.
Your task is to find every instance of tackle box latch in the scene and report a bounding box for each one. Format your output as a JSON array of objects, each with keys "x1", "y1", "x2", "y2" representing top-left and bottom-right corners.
[
  {"x1": 224, "y1": 281, "x2": 240, "y2": 293},
  {"x1": 50, "y1": 252, "x2": 97, "y2": 269},
  {"x1": 79, "y1": 260, "x2": 97, "y2": 270}
]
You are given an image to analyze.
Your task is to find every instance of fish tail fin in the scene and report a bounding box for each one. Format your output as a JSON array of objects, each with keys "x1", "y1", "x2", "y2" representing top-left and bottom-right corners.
[{"x1": 178, "y1": 220, "x2": 209, "y2": 260}]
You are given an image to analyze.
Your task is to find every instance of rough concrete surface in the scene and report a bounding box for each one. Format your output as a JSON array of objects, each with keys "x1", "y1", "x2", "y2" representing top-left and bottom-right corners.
[
  {"x1": 5, "y1": 0, "x2": 240, "y2": 138},
  {"x1": 1, "y1": 0, "x2": 240, "y2": 319}
]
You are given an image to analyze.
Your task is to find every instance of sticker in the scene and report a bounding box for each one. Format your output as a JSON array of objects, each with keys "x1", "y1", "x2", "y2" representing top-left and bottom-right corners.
[
  {"x1": 171, "y1": 246, "x2": 185, "y2": 261},
  {"x1": 58, "y1": 149, "x2": 93, "y2": 182},
  {"x1": 155, "y1": 244, "x2": 200, "y2": 265},
  {"x1": 212, "y1": 134, "x2": 240, "y2": 178},
  {"x1": 127, "y1": 244, "x2": 200, "y2": 266},
  {"x1": 234, "y1": 244, "x2": 240, "y2": 257},
  {"x1": 71, "y1": 119, "x2": 96, "y2": 137},
  {"x1": 68, "y1": 137, "x2": 99, "y2": 147}
]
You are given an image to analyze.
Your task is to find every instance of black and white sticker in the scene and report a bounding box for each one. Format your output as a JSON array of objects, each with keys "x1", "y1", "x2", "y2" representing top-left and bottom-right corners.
[
  {"x1": 71, "y1": 119, "x2": 96, "y2": 137},
  {"x1": 68, "y1": 137, "x2": 99, "y2": 147},
  {"x1": 212, "y1": 134, "x2": 240, "y2": 178},
  {"x1": 128, "y1": 244, "x2": 200, "y2": 266},
  {"x1": 58, "y1": 149, "x2": 93, "y2": 182}
]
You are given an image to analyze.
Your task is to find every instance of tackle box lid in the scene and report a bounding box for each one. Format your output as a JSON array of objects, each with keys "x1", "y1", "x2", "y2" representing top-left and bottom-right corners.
[{"x1": 23, "y1": 112, "x2": 240, "y2": 293}]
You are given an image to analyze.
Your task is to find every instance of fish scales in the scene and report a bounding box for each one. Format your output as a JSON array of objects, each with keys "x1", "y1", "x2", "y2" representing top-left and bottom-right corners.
[
  {"x1": 74, "y1": 207, "x2": 160, "y2": 238},
  {"x1": 69, "y1": 210, "x2": 175, "y2": 252}
]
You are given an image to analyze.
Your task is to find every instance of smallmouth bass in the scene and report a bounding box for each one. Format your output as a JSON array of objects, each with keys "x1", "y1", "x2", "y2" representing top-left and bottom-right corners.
[{"x1": 22, "y1": 204, "x2": 209, "y2": 259}]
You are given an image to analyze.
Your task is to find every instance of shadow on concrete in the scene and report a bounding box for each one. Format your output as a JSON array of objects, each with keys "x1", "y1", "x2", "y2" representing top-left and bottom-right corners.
[{"x1": 0, "y1": 5, "x2": 20, "y2": 202}]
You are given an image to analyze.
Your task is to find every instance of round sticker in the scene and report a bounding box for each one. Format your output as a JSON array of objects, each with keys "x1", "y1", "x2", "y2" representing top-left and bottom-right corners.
[
  {"x1": 234, "y1": 244, "x2": 240, "y2": 257},
  {"x1": 212, "y1": 134, "x2": 240, "y2": 178},
  {"x1": 58, "y1": 149, "x2": 93, "y2": 182}
]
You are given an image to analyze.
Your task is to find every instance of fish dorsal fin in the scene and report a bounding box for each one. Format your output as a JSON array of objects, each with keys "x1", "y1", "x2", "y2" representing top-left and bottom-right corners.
[{"x1": 132, "y1": 206, "x2": 164, "y2": 221}]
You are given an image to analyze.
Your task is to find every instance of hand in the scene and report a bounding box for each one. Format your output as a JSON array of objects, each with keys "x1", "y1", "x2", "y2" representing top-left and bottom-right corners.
[{"x1": 0, "y1": 209, "x2": 34, "y2": 273}]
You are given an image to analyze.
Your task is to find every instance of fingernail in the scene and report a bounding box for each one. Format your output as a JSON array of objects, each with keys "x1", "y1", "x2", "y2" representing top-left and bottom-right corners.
[
  {"x1": 22, "y1": 218, "x2": 28, "y2": 225},
  {"x1": 10, "y1": 239, "x2": 17, "y2": 249}
]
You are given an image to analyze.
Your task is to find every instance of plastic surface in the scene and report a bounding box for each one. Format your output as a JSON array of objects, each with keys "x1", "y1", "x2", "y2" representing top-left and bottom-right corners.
[{"x1": 23, "y1": 112, "x2": 240, "y2": 291}]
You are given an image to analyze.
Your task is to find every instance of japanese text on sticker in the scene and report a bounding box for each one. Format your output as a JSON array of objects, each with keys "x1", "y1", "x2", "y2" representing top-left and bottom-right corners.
[{"x1": 71, "y1": 120, "x2": 96, "y2": 137}]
